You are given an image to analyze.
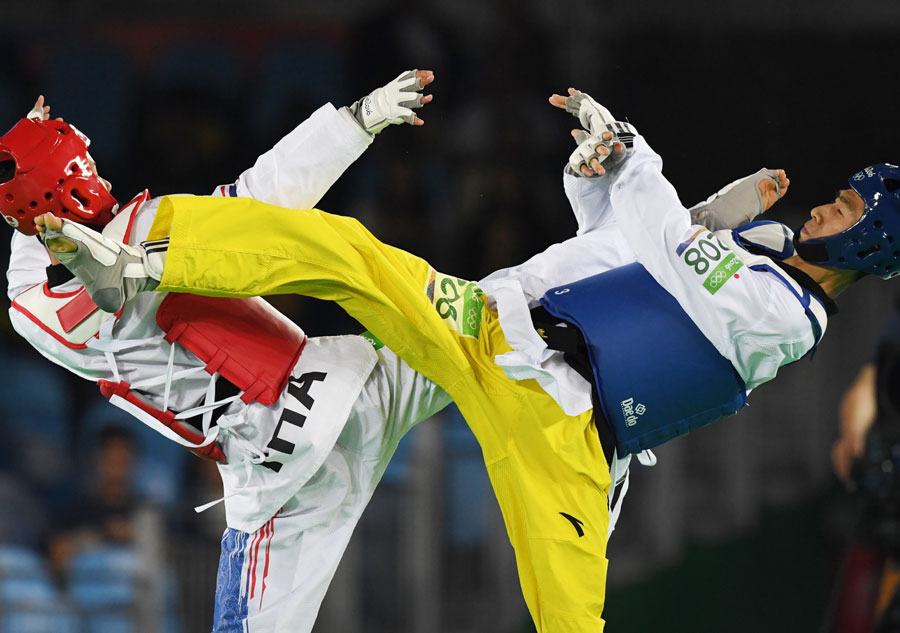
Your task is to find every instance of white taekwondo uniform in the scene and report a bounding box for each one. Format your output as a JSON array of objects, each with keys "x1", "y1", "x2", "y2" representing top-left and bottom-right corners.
[{"x1": 7, "y1": 104, "x2": 450, "y2": 633}]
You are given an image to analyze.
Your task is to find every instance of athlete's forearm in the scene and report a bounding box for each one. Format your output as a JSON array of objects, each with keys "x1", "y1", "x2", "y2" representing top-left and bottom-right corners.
[{"x1": 236, "y1": 104, "x2": 373, "y2": 210}]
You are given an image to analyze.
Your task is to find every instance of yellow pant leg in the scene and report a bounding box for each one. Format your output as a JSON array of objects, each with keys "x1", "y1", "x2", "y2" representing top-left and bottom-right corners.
[
  {"x1": 155, "y1": 195, "x2": 613, "y2": 631},
  {"x1": 155, "y1": 195, "x2": 477, "y2": 398},
  {"x1": 462, "y1": 321, "x2": 612, "y2": 632}
]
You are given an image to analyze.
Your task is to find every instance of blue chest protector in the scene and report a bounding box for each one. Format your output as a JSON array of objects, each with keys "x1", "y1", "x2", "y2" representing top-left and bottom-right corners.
[{"x1": 540, "y1": 263, "x2": 747, "y2": 456}]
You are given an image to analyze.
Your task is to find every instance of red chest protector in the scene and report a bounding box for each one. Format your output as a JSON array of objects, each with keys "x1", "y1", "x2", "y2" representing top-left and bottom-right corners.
[
  {"x1": 156, "y1": 293, "x2": 307, "y2": 406},
  {"x1": 100, "y1": 292, "x2": 306, "y2": 463}
]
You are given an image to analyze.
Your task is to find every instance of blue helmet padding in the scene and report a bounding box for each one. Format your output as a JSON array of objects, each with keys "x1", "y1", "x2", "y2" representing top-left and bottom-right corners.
[{"x1": 794, "y1": 163, "x2": 900, "y2": 279}]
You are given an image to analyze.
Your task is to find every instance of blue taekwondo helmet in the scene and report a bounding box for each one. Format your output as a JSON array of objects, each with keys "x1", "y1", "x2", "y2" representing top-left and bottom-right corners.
[{"x1": 793, "y1": 164, "x2": 900, "y2": 279}]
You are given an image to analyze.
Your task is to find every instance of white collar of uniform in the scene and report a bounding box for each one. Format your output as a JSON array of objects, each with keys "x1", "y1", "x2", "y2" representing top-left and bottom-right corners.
[{"x1": 716, "y1": 224, "x2": 829, "y2": 347}]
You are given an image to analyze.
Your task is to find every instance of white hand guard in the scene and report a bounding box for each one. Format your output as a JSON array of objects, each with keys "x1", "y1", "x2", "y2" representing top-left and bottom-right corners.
[
  {"x1": 564, "y1": 89, "x2": 637, "y2": 178},
  {"x1": 43, "y1": 219, "x2": 161, "y2": 313},
  {"x1": 690, "y1": 168, "x2": 783, "y2": 231},
  {"x1": 346, "y1": 70, "x2": 426, "y2": 135},
  {"x1": 568, "y1": 130, "x2": 609, "y2": 178},
  {"x1": 567, "y1": 121, "x2": 638, "y2": 178},
  {"x1": 565, "y1": 90, "x2": 616, "y2": 134}
]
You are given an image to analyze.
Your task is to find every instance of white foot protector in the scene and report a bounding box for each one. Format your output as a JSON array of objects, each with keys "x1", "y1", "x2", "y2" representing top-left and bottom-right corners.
[{"x1": 43, "y1": 219, "x2": 161, "y2": 312}]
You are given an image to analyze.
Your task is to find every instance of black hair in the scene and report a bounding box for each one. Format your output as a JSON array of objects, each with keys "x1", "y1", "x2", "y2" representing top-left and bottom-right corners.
[{"x1": 97, "y1": 425, "x2": 136, "y2": 450}]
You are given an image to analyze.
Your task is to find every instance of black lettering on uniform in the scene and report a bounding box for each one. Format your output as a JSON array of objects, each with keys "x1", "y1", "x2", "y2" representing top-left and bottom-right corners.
[
  {"x1": 266, "y1": 409, "x2": 307, "y2": 455},
  {"x1": 260, "y1": 460, "x2": 283, "y2": 473},
  {"x1": 262, "y1": 371, "x2": 329, "y2": 470},
  {"x1": 288, "y1": 372, "x2": 327, "y2": 409}
]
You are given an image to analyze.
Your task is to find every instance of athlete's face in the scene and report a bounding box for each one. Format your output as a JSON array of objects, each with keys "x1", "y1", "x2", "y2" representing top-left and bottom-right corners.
[
  {"x1": 85, "y1": 151, "x2": 112, "y2": 193},
  {"x1": 798, "y1": 189, "x2": 865, "y2": 242}
]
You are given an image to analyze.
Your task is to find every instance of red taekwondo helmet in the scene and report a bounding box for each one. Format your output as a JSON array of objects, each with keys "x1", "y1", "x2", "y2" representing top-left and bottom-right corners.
[{"x1": 0, "y1": 116, "x2": 118, "y2": 236}]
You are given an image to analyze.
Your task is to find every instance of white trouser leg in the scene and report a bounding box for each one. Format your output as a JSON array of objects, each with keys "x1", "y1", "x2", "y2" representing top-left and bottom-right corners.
[{"x1": 212, "y1": 348, "x2": 449, "y2": 633}]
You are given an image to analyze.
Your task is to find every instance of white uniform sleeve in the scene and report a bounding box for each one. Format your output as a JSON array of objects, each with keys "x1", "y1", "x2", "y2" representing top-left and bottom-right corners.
[
  {"x1": 226, "y1": 103, "x2": 373, "y2": 209},
  {"x1": 607, "y1": 136, "x2": 816, "y2": 388},
  {"x1": 6, "y1": 205, "x2": 161, "y2": 386},
  {"x1": 8, "y1": 306, "x2": 108, "y2": 382},
  {"x1": 562, "y1": 167, "x2": 616, "y2": 235},
  {"x1": 7, "y1": 232, "x2": 51, "y2": 300},
  {"x1": 6, "y1": 232, "x2": 101, "y2": 379}
]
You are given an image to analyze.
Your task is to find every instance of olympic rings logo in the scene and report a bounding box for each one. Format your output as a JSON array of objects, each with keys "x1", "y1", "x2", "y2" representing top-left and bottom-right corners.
[
  {"x1": 466, "y1": 307, "x2": 479, "y2": 329},
  {"x1": 707, "y1": 270, "x2": 727, "y2": 288}
]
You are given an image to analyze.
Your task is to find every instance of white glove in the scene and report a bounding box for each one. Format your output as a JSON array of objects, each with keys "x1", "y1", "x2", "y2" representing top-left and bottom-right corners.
[
  {"x1": 346, "y1": 70, "x2": 428, "y2": 135},
  {"x1": 563, "y1": 89, "x2": 637, "y2": 178},
  {"x1": 567, "y1": 130, "x2": 611, "y2": 178},
  {"x1": 567, "y1": 121, "x2": 638, "y2": 178},
  {"x1": 565, "y1": 89, "x2": 617, "y2": 134},
  {"x1": 690, "y1": 169, "x2": 783, "y2": 230}
]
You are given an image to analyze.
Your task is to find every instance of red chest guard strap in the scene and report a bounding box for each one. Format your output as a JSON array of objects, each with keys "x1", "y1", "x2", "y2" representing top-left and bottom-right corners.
[
  {"x1": 98, "y1": 379, "x2": 226, "y2": 462},
  {"x1": 156, "y1": 294, "x2": 307, "y2": 406}
]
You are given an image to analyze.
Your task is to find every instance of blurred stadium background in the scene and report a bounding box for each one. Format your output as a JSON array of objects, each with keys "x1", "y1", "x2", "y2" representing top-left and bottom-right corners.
[{"x1": 0, "y1": 1, "x2": 899, "y2": 631}]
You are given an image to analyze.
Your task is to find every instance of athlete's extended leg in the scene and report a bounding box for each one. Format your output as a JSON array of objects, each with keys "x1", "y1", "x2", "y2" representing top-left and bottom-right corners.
[
  {"x1": 42, "y1": 198, "x2": 617, "y2": 631},
  {"x1": 41, "y1": 196, "x2": 483, "y2": 398}
]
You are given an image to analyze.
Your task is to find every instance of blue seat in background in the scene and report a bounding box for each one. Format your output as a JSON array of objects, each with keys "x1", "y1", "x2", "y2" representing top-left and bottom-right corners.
[
  {"x1": 0, "y1": 577, "x2": 57, "y2": 609},
  {"x1": 1, "y1": 610, "x2": 81, "y2": 633},
  {"x1": 0, "y1": 479, "x2": 50, "y2": 549},
  {"x1": 0, "y1": 575, "x2": 80, "y2": 632},
  {"x1": 68, "y1": 545, "x2": 139, "y2": 587},
  {"x1": 0, "y1": 354, "x2": 73, "y2": 494},
  {"x1": 67, "y1": 546, "x2": 138, "y2": 631},
  {"x1": 442, "y1": 405, "x2": 492, "y2": 546},
  {"x1": 70, "y1": 581, "x2": 136, "y2": 611},
  {"x1": 84, "y1": 613, "x2": 135, "y2": 633},
  {"x1": 0, "y1": 544, "x2": 51, "y2": 583},
  {"x1": 2, "y1": 356, "x2": 71, "y2": 442},
  {"x1": 67, "y1": 545, "x2": 181, "y2": 633}
]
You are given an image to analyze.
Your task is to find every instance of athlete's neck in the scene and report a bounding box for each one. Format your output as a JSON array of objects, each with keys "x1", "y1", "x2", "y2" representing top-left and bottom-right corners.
[{"x1": 782, "y1": 255, "x2": 859, "y2": 298}]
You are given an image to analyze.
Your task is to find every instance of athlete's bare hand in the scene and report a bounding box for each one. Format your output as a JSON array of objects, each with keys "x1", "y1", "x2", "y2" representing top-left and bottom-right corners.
[
  {"x1": 27, "y1": 95, "x2": 64, "y2": 122},
  {"x1": 34, "y1": 211, "x2": 63, "y2": 233},
  {"x1": 548, "y1": 87, "x2": 579, "y2": 110},
  {"x1": 29, "y1": 95, "x2": 51, "y2": 121},
  {"x1": 569, "y1": 129, "x2": 625, "y2": 177},
  {"x1": 35, "y1": 212, "x2": 77, "y2": 253},
  {"x1": 412, "y1": 70, "x2": 435, "y2": 126}
]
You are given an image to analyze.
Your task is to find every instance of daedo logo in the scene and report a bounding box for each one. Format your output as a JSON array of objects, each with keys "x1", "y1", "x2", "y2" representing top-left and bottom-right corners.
[{"x1": 620, "y1": 397, "x2": 646, "y2": 427}]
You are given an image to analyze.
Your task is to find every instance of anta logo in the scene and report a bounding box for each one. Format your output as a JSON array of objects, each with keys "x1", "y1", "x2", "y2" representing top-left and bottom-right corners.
[
  {"x1": 559, "y1": 512, "x2": 585, "y2": 537},
  {"x1": 620, "y1": 397, "x2": 646, "y2": 427}
]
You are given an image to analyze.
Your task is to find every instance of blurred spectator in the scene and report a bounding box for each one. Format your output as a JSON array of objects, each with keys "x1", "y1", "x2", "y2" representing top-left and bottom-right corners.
[
  {"x1": 832, "y1": 297, "x2": 900, "y2": 484},
  {"x1": 833, "y1": 363, "x2": 878, "y2": 485},
  {"x1": 827, "y1": 296, "x2": 900, "y2": 633},
  {"x1": 48, "y1": 426, "x2": 148, "y2": 574}
]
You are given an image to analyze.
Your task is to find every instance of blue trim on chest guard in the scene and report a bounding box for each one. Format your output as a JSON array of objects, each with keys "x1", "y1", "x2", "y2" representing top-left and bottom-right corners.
[
  {"x1": 540, "y1": 263, "x2": 747, "y2": 456},
  {"x1": 732, "y1": 221, "x2": 795, "y2": 260}
]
